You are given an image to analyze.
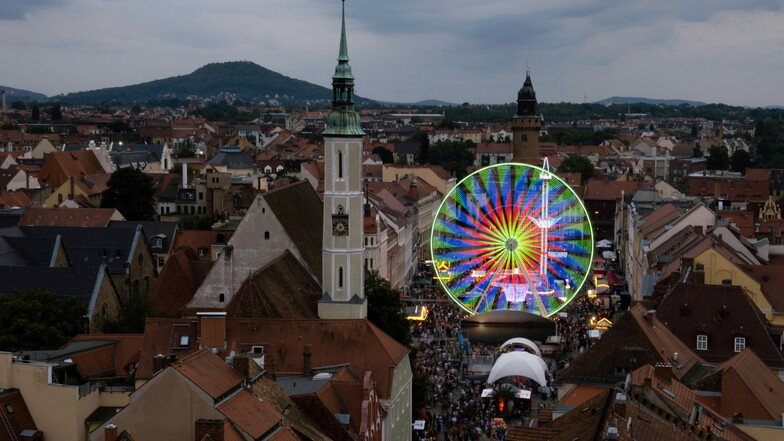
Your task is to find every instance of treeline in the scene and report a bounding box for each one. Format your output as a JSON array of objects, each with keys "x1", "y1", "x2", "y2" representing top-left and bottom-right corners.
[{"x1": 433, "y1": 102, "x2": 783, "y2": 123}]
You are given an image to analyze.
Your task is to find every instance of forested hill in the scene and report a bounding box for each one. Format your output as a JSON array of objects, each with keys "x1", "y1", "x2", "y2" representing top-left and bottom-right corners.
[
  {"x1": 56, "y1": 61, "x2": 338, "y2": 105},
  {"x1": 0, "y1": 86, "x2": 47, "y2": 101}
]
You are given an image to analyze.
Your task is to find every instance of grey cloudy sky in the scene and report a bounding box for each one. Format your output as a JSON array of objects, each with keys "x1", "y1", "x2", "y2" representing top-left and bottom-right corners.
[{"x1": 2, "y1": 0, "x2": 783, "y2": 107}]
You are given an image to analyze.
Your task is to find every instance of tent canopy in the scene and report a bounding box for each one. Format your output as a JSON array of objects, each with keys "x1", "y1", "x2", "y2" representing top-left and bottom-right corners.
[
  {"x1": 487, "y1": 351, "x2": 548, "y2": 386},
  {"x1": 498, "y1": 337, "x2": 542, "y2": 357}
]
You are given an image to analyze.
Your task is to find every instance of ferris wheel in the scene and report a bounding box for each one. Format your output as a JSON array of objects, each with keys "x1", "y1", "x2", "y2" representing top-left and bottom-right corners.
[{"x1": 430, "y1": 161, "x2": 594, "y2": 317}]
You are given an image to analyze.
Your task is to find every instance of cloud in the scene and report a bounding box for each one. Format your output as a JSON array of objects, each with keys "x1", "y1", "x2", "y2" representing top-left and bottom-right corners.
[
  {"x1": 0, "y1": 0, "x2": 64, "y2": 20},
  {"x1": 0, "y1": 0, "x2": 782, "y2": 106}
]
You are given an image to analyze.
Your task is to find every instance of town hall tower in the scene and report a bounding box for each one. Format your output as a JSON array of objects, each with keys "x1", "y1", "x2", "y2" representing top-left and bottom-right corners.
[{"x1": 511, "y1": 65, "x2": 541, "y2": 160}]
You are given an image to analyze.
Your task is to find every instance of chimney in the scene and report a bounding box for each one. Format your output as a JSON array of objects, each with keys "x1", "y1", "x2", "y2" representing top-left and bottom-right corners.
[
  {"x1": 303, "y1": 344, "x2": 312, "y2": 375},
  {"x1": 104, "y1": 424, "x2": 118, "y2": 441},
  {"x1": 152, "y1": 353, "x2": 167, "y2": 374},
  {"x1": 69, "y1": 176, "x2": 75, "y2": 200},
  {"x1": 195, "y1": 419, "x2": 224, "y2": 441},
  {"x1": 232, "y1": 353, "x2": 262, "y2": 380},
  {"x1": 265, "y1": 353, "x2": 277, "y2": 380},
  {"x1": 614, "y1": 392, "x2": 627, "y2": 419},
  {"x1": 183, "y1": 162, "x2": 188, "y2": 189}
]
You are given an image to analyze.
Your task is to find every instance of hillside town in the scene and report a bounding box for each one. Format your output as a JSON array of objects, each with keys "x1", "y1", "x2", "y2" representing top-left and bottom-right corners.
[{"x1": 2, "y1": 4, "x2": 784, "y2": 441}]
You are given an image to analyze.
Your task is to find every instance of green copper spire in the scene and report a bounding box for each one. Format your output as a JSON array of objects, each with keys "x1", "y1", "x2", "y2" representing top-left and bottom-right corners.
[{"x1": 324, "y1": 0, "x2": 365, "y2": 136}]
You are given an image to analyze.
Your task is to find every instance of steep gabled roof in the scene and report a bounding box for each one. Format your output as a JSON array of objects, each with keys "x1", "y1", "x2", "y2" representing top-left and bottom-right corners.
[
  {"x1": 148, "y1": 247, "x2": 213, "y2": 314},
  {"x1": 699, "y1": 348, "x2": 784, "y2": 420},
  {"x1": 227, "y1": 250, "x2": 320, "y2": 319},
  {"x1": 39, "y1": 150, "x2": 105, "y2": 189},
  {"x1": 656, "y1": 283, "x2": 784, "y2": 368},
  {"x1": 263, "y1": 180, "x2": 323, "y2": 280}
]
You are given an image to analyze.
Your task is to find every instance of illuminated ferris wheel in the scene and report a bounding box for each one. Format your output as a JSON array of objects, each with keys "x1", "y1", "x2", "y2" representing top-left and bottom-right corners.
[{"x1": 430, "y1": 161, "x2": 594, "y2": 317}]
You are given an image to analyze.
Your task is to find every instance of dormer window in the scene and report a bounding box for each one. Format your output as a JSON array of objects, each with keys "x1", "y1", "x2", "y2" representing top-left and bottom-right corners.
[
  {"x1": 696, "y1": 334, "x2": 708, "y2": 351},
  {"x1": 152, "y1": 237, "x2": 163, "y2": 249},
  {"x1": 734, "y1": 337, "x2": 746, "y2": 353}
]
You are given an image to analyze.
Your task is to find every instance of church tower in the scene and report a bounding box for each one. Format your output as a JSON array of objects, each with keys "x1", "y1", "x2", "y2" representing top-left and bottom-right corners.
[
  {"x1": 511, "y1": 64, "x2": 541, "y2": 161},
  {"x1": 319, "y1": 0, "x2": 367, "y2": 319}
]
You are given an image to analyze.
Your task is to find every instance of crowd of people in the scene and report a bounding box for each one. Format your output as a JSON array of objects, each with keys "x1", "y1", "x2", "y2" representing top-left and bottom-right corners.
[{"x1": 408, "y1": 282, "x2": 615, "y2": 440}]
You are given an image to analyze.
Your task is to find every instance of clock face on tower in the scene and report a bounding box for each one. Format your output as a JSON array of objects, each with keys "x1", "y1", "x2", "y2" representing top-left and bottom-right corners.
[{"x1": 332, "y1": 215, "x2": 349, "y2": 236}]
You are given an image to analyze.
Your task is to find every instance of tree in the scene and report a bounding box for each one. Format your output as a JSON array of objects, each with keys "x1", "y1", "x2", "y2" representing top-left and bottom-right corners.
[
  {"x1": 365, "y1": 270, "x2": 411, "y2": 347},
  {"x1": 101, "y1": 167, "x2": 156, "y2": 220},
  {"x1": 173, "y1": 139, "x2": 197, "y2": 158},
  {"x1": 426, "y1": 140, "x2": 474, "y2": 178},
  {"x1": 413, "y1": 130, "x2": 430, "y2": 163},
  {"x1": 557, "y1": 155, "x2": 595, "y2": 184},
  {"x1": 0, "y1": 289, "x2": 87, "y2": 352},
  {"x1": 692, "y1": 143, "x2": 703, "y2": 158},
  {"x1": 730, "y1": 149, "x2": 752, "y2": 173},
  {"x1": 372, "y1": 146, "x2": 394, "y2": 164},
  {"x1": 491, "y1": 384, "x2": 516, "y2": 416},
  {"x1": 109, "y1": 120, "x2": 131, "y2": 133},
  {"x1": 11, "y1": 100, "x2": 25, "y2": 110},
  {"x1": 706, "y1": 145, "x2": 730, "y2": 170},
  {"x1": 31, "y1": 103, "x2": 40, "y2": 120},
  {"x1": 101, "y1": 292, "x2": 152, "y2": 334}
]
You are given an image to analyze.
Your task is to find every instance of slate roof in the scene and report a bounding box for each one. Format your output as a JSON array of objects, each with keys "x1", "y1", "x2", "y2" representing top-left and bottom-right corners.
[
  {"x1": 18, "y1": 225, "x2": 142, "y2": 274},
  {"x1": 0, "y1": 233, "x2": 59, "y2": 267},
  {"x1": 227, "y1": 250, "x2": 320, "y2": 319},
  {"x1": 20, "y1": 207, "x2": 120, "y2": 227},
  {"x1": 108, "y1": 220, "x2": 177, "y2": 251},
  {"x1": 655, "y1": 283, "x2": 784, "y2": 368},
  {"x1": 0, "y1": 266, "x2": 104, "y2": 309},
  {"x1": 263, "y1": 181, "x2": 323, "y2": 281},
  {"x1": 112, "y1": 144, "x2": 166, "y2": 162},
  {"x1": 110, "y1": 151, "x2": 157, "y2": 169},
  {"x1": 207, "y1": 151, "x2": 256, "y2": 170}
]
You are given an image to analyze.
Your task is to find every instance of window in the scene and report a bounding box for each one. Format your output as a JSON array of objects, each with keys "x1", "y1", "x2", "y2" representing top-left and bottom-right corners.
[
  {"x1": 179, "y1": 335, "x2": 190, "y2": 347},
  {"x1": 138, "y1": 253, "x2": 144, "y2": 265},
  {"x1": 734, "y1": 337, "x2": 746, "y2": 353},
  {"x1": 158, "y1": 257, "x2": 165, "y2": 266},
  {"x1": 264, "y1": 231, "x2": 270, "y2": 240},
  {"x1": 219, "y1": 293, "x2": 225, "y2": 303},
  {"x1": 696, "y1": 334, "x2": 708, "y2": 351},
  {"x1": 338, "y1": 266, "x2": 344, "y2": 289},
  {"x1": 198, "y1": 247, "x2": 207, "y2": 256},
  {"x1": 199, "y1": 192, "x2": 204, "y2": 200},
  {"x1": 365, "y1": 237, "x2": 368, "y2": 246},
  {"x1": 5, "y1": 404, "x2": 13, "y2": 414},
  {"x1": 152, "y1": 237, "x2": 163, "y2": 249},
  {"x1": 338, "y1": 150, "x2": 343, "y2": 179}
]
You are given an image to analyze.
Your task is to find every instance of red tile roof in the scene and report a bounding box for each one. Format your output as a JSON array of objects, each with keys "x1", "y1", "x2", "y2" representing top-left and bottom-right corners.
[
  {"x1": 173, "y1": 349, "x2": 243, "y2": 399},
  {"x1": 19, "y1": 207, "x2": 121, "y2": 227},
  {"x1": 39, "y1": 150, "x2": 105, "y2": 189},
  {"x1": 217, "y1": 390, "x2": 282, "y2": 439}
]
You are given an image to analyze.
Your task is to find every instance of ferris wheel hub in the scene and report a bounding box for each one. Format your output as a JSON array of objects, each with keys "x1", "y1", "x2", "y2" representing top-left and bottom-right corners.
[{"x1": 505, "y1": 238, "x2": 519, "y2": 252}]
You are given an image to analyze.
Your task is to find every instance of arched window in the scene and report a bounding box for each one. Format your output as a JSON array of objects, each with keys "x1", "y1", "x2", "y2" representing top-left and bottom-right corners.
[
  {"x1": 338, "y1": 150, "x2": 343, "y2": 179},
  {"x1": 219, "y1": 293, "x2": 225, "y2": 303},
  {"x1": 143, "y1": 276, "x2": 150, "y2": 294},
  {"x1": 337, "y1": 205, "x2": 345, "y2": 215},
  {"x1": 338, "y1": 266, "x2": 344, "y2": 289}
]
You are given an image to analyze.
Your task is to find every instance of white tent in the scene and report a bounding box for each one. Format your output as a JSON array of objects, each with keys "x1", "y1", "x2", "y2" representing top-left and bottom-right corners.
[
  {"x1": 487, "y1": 352, "x2": 548, "y2": 386},
  {"x1": 498, "y1": 337, "x2": 542, "y2": 357}
]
